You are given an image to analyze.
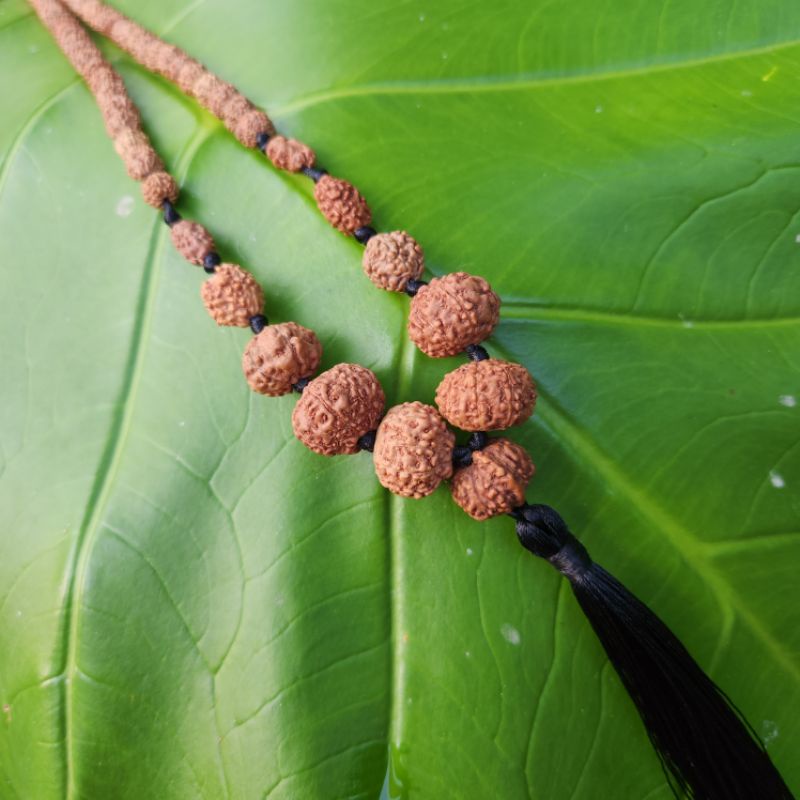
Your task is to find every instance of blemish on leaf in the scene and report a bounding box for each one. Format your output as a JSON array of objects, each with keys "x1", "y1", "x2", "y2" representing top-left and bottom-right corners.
[
  {"x1": 115, "y1": 195, "x2": 134, "y2": 217},
  {"x1": 761, "y1": 66, "x2": 778, "y2": 82},
  {"x1": 762, "y1": 719, "x2": 779, "y2": 745},
  {"x1": 501, "y1": 624, "x2": 521, "y2": 645},
  {"x1": 769, "y1": 471, "x2": 785, "y2": 489},
  {"x1": 779, "y1": 395, "x2": 796, "y2": 408}
]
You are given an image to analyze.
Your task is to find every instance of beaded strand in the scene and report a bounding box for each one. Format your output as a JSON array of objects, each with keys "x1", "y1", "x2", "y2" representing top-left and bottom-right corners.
[{"x1": 54, "y1": 0, "x2": 539, "y2": 517}]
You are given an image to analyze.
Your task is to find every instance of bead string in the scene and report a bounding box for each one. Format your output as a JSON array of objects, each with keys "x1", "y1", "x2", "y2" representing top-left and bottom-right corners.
[{"x1": 37, "y1": 0, "x2": 540, "y2": 520}]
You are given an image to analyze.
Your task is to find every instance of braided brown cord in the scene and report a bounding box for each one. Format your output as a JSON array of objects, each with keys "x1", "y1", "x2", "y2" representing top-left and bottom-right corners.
[
  {"x1": 28, "y1": 0, "x2": 170, "y2": 204},
  {"x1": 58, "y1": 0, "x2": 276, "y2": 147}
]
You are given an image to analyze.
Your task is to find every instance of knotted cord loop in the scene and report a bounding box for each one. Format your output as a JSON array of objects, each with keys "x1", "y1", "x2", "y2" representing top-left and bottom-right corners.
[{"x1": 512, "y1": 503, "x2": 593, "y2": 582}]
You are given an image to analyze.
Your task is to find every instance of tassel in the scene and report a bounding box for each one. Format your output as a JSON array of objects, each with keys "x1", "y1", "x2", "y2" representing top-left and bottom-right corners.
[{"x1": 511, "y1": 503, "x2": 794, "y2": 800}]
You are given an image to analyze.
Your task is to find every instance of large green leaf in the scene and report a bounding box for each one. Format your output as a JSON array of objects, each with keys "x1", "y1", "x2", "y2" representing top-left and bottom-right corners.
[{"x1": 1, "y1": 0, "x2": 799, "y2": 796}]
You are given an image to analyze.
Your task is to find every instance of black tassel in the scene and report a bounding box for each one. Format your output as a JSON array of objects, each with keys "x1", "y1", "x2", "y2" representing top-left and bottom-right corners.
[{"x1": 511, "y1": 503, "x2": 794, "y2": 800}]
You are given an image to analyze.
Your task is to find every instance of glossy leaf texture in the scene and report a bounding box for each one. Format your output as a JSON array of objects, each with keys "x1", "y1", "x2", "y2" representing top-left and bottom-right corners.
[{"x1": 1, "y1": 0, "x2": 799, "y2": 797}]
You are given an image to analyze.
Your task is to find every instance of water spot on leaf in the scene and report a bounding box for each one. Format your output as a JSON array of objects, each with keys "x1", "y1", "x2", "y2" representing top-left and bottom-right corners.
[
  {"x1": 501, "y1": 624, "x2": 521, "y2": 645},
  {"x1": 769, "y1": 471, "x2": 785, "y2": 489},
  {"x1": 762, "y1": 719, "x2": 779, "y2": 745},
  {"x1": 779, "y1": 395, "x2": 796, "y2": 408},
  {"x1": 115, "y1": 195, "x2": 134, "y2": 218}
]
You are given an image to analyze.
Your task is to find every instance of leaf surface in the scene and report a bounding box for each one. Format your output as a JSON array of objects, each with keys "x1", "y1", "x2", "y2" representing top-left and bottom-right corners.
[{"x1": 0, "y1": 0, "x2": 799, "y2": 797}]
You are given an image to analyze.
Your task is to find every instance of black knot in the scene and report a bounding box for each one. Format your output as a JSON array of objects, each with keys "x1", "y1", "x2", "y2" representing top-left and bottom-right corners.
[
  {"x1": 452, "y1": 432, "x2": 489, "y2": 468},
  {"x1": 203, "y1": 252, "x2": 221, "y2": 273},
  {"x1": 255, "y1": 132, "x2": 271, "y2": 151},
  {"x1": 357, "y1": 430, "x2": 377, "y2": 452},
  {"x1": 301, "y1": 166, "x2": 327, "y2": 182},
  {"x1": 404, "y1": 279, "x2": 427, "y2": 297},
  {"x1": 512, "y1": 504, "x2": 593, "y2": 582},
  {"x1": 292, "y1": 376, "x2": 311, "y2": 393},
  {"x1": 467, "y1": 431, "x2": 488, "y2": 451},
  {"x1": 354, "y1": 226, "x2": 376, "y2": 244},
  {"x1": 249, "y1": 314, "x2": 268, "y2": 334},
  {"x1": 452, "y1": 445, "x2": 473, "y2": 468},
  {"x1": 548, "y1": 537, "x2": 592, "y2": 583},
  {"x1": 465, "y1": 344, "x2": 489, "y2": 361},
  {"x1": 162, "y1": 200, "x2": 181, "y2": 227}
]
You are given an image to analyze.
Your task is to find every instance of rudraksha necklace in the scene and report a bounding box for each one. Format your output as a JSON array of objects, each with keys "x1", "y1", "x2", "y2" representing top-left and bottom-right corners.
[{"x1": 27, "y1": 1, "x2": 795, "y2": 798}]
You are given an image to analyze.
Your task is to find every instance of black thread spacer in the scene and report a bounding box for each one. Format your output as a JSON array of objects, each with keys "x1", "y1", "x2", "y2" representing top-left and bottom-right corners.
[
  {"x1": 357, "y1": 430, "x2": 377, "y2": 452},
  {"x1": 301, "y1": 166, "x2": 327, "y2": 182},
  {"x1": 249, "y1": 314, "x2": 268, "y2": 334},
  {"x1": 354, "y1": 226, "x2": 377, "y2": 245},
  {"x1": 465, "y1": 344, "x2": 489, "y2": 361},
  {"x1": 468, "y1": 431, "x2": 488, "y2": 451},
  {"x1": 452, "y1": 445, "x2": 473, "y2": 468},
  {"x1": 255, "y1": 132, "x2": 271, "y2": 151},
  {"x1": 405, "y1": 279, "x2": 427, "y2": 297},
  {"x1": 292, "y1": 376, "x2": 311, "y2": 393},
  {"x1": 162, "y1": 200, "x2": 181, "y2": 227},
  {"x1": 203, "y1": 252, "x2": 221, "y2": 273}
]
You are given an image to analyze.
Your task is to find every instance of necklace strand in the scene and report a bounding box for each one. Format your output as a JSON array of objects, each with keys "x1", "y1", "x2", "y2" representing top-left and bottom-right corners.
[{"x1": 26, "y1": 2, "x2": 795, "y2": 798}]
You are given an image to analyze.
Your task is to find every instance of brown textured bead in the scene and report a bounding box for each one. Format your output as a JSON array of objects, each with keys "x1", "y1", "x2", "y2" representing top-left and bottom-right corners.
[
  {"x1": 176, "y1": 59, "x2": 206, "y2": 95},
  {"x1": 113, "y1": 129, "x2": 163, "y2": 180},
  {"x1": 193, "y1": 74, "x2": 236, "y2": 117},
  {"x1": 314, "y1": 175, "x2": 371, "y2": 234},
  {"x1": 170, "y1": 220, "x2": 215, "y2": 266},
  {"x1": 435, "y1": 358, "x2": 537, "y2": 431},
  {"x1": 266, "y1": 135, "x2": 316, "y2": 172},
  {"x1": 373, "y1": 402, "x2": 454, "y2": 498},
  {"x1": 140, "y1": 171, "x2": 179, "y2": 207},
  {"x1": 363, "y1": 231, "x2": 425, "y2": 292},
  {"x1": 153, "y1": 43, "x2": 185, "y2": 77},
  {"x1": 102, "y1": 101, "x2": 141, "y2": 139},
  {"x1": 407, "y1": 272, "x2": 501, "y2": 358},
  {"x1": 201, "y1": 264, "x2": 264, "y2": 327},
  {"x1": 233, "y1": 110, "x2": 274, "y2": 148},
  {"x1": 451, "y1": 439, "x2": 534, "y2": 520},
  {"x1": 242, "y1": 322, "x2": 322, "y2": 396},
  {"x1": 292, "y1": 364, "x2": 385, "y2": 455},
  {"x1": 222, "y1": 95, "x2": 253, "y2": 130}
]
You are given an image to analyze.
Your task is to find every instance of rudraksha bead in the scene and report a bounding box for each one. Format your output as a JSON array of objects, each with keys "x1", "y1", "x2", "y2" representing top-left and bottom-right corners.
[
  {"x1": 362, "y1": 231, "x2": 425, "y2": 292},
  {"x1": 407, "y1": 272, "x2": 500, "y2": 357},
  {"x1": 292, "y1": 363, "x2": 385, "y2": 455},
  {"x1": 373, "y1": 402, "x2": 454, "y2": 498},
  {"x1": 140, "y1": 170, "x2": 179, "y2": 207},
  {"x1": 435, "y1": 358, "x2": 537, "y2": 430},
  {"x1": 451, "y1": 438, "x2": 534, "y2": 520},
  {"x1": 266, "y1": 135, "x2": 316, "y2": 172},
  {"x1": 170, "y1": 220, "x2": 215, "y2": 266},
  {"x1": 201, "y1": 264, "x2": 264, "y2": 327},
  {"x1": 242, "y1": 321, "x2": 321, "y2": 396},
  {"x1": 314, "y1": 175, "x2": 371, "y2": 234}
]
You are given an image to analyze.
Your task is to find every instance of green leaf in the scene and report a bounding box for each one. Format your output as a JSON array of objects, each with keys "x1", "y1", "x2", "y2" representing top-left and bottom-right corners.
[{"x1": 1, "y1": 0, "x2": 799, "y2": 797}]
